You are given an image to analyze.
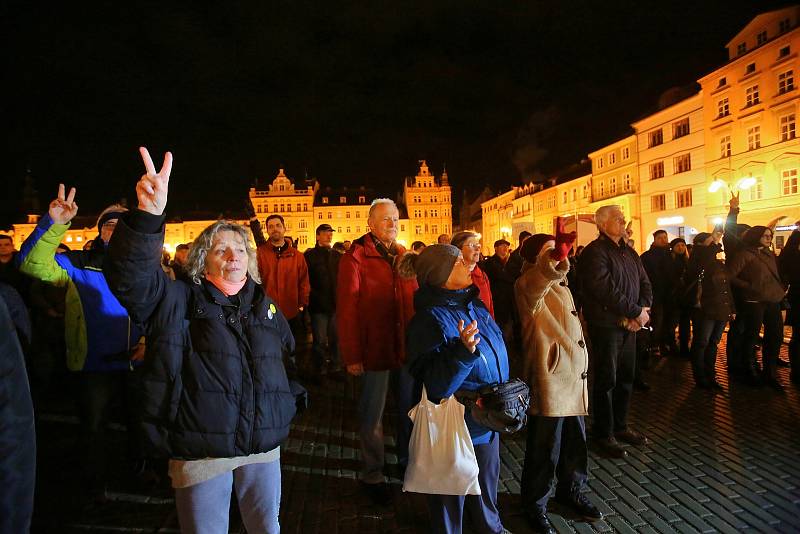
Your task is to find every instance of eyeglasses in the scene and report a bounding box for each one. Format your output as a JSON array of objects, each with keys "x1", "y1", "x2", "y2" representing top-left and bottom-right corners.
[{"x1": 464, "y1": 242, "x2": 481, "y2": 250}]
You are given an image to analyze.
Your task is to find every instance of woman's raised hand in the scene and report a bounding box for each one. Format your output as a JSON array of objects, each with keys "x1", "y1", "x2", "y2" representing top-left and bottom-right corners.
[
  {"x1": 48, "y1": 184, "x2": 78, "y2": 225},
  {"x1": 458, "y1": 319, "x2": 480, "y2": 354},
  {"x1": 136, "y1": 147, "x2": 173, "y2": 216}
]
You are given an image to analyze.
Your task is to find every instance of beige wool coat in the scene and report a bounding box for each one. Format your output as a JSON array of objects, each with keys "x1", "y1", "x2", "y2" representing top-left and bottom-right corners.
[{"x1": 515, "y1": 251, "x2": 589, "y2": 417}]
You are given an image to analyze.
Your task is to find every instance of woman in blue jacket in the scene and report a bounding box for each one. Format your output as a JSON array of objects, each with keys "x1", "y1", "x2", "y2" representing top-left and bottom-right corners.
[{"x1": 400, "y1": 244, "x2": 510, "y2": 534}]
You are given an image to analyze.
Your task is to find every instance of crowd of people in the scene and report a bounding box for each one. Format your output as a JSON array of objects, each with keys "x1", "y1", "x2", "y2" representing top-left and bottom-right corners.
[{"x1": 0, "y1": 148, "x2": 797, "y2": 534}]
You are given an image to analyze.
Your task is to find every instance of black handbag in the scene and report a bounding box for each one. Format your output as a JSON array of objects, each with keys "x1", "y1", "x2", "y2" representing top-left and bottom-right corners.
[
  {"x1": 455, "y1": 378, "x2": 531, "y2": 434},
  {"x1": 678, "y1": 269, "x2": 704, "y2": 309}
]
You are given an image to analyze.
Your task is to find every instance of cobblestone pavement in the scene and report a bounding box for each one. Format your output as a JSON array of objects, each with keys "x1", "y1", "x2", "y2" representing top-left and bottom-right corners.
[{"x1": 32, "y1": 333, "x2": 800, "y2": 533}]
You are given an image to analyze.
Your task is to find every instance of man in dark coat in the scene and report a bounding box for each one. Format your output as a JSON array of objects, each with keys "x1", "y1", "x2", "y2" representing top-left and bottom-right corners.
[
  {"x1": 578, "y1": 205, "x2": 652, "y2": 459},
  {"x1": 0, "y1": 283, "x2": 35, "y2": 534},
  {"x1": 304, "y1": 223, "x2": 342, "y2": 379},
  {"x1": 779, "y1": 221, "x2": 800, "y2": 384},
  {"x1": 481, "y1": 238, "x2": 520, "y2": 350}
]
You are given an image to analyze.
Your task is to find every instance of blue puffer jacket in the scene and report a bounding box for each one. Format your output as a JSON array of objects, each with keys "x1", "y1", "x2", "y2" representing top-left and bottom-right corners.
[{"x1": 405, "y1": 285, "x2": 509, "y2": 445}]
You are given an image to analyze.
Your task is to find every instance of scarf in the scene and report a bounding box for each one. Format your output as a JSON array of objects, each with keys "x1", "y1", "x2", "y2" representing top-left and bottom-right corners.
[{"x1": 205, "y1": 273, "x2": 247, "y2": 296}]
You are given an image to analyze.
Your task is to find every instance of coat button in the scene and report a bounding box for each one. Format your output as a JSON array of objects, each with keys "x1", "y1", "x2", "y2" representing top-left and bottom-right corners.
[
  {"x1": 218, "y1": 314, "x2": 224, "y2": 320},
  {"x1": 196, "y1": 308, "x2": 204, "y2": 315},
  {"x1": 581, "y1": 371, "x2": 588, "y2": 379},
  {"x1": 559, "y1": 281, "x2": 567, "y2": 286},
  {"x1": 229, "y1": 316, "x2": 236, "y2": 324},
  {"x1": 571, "y1": 310, "x2": 578, "y2": 316},
  {"x1": 578, "y1": 340, "x2": 586, "y2": 348}
]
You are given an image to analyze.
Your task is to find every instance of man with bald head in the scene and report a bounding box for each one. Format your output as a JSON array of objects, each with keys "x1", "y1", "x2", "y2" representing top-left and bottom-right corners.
[{"x1": 577, "y1": 205, "x2": 652, "y2": 459}]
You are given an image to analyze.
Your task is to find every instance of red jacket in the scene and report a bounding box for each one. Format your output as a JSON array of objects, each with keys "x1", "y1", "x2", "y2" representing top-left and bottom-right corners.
[
  {"x1": 255, "y1": 239, "x2": 310, "y2": 320},
  {"x1": 471, "y1": 264, "x2": 495, "y2": 319},
  {"x1": 336, "y1": 234, "x2": 417, "y2": 371}
]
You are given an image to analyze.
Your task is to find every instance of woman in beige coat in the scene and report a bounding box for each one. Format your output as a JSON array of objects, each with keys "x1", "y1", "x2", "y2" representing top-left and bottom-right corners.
[{"x1": 515, "y1": 231, "x2": 600, "y2": 533}]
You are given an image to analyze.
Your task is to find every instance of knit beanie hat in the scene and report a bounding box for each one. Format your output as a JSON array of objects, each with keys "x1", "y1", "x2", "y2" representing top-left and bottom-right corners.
[
  {"x1": 96, "y1": 203, "x2": 128, "y2": 230},
  {"x1": 397, "y1": 244, "x2": 461, "y2": 287},
  {"x1": 669, "y1": 237, "x2": 686, "y2": 249},
  {"x1": 693, "y1": 232, "x2": 712, "y2": 246},
  {"x1": 520, "y1": 233, "x2": 555, "y2": 263},
  {"x1": 742, "y1": 225, "x2": 768, "y2": 247}
]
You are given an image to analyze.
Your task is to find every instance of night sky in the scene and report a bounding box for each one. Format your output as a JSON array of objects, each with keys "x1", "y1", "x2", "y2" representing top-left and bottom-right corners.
[{"x1": 3, "y1": 0, "x2": 790, "y2": 226}]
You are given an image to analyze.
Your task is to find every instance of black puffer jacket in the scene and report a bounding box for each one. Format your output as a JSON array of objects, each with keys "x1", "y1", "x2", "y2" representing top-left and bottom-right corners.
[
  {"x1": 106, "y1": 212, "x2": 297, "y2": 460},
  {"x1": 577, "y1": 233, "x2": 653, "y2": 327}
]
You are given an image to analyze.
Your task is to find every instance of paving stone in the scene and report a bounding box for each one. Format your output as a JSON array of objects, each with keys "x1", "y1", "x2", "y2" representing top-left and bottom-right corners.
[
  {"x1": 615, "y1": 487, "x2": 648, "y2": 513},
  {"x1": 638, "y1": 512, "x2": 679, "y2": 534},
  {"x1": 607, "y1": 500, "x2": 646, "y2": 527},
  {"x1": 639, "y1": 497, "x2": 681, "y2": 523},
  {"x1": 670, "y1": 504, "x2": 715, "y2": 532}
]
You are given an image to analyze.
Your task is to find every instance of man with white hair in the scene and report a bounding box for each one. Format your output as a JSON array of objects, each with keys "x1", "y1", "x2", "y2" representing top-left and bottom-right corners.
[
  {"x1": 577, "y1": 205, "x2": 652, "y2": 459},
  {"x1": 337, "y1": 198, "x2": 417, "y2": 505}
]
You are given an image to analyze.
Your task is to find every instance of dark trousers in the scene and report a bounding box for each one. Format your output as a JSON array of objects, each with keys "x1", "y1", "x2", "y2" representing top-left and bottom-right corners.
[
  {"x1": 667, "y1": 305, "x2": 691, "y2": 355},
  {"x1": 726, "y1": 299, "x2": 747, "y2": 374},
  {"x1": 790, "y1": 324, "x2": 799, "y2": 380},
  {"x1": 521, "y1": 416, "x2": 588, "y2": 512},
  {"x1": 78, "y1": 371, "x2": 137, "y2": 489},
  {"x1": 310, "y1": 312, "x2": 338, "y2": 371},
  {"x1": 741, "y1": 301, "x2": 783, "y2": 376},
  {"x1": 690, "y1": 314, "x2": 726, "y2": 386},
  {"x1": 427, "y1": 432, "x2": 503, "y2": 534},
  {"x1": 587, "y1": 325, "x2": 636, "y2": 439},
  {"x1": 649, "y1": 299, "x2": 666, "y2": 351}
]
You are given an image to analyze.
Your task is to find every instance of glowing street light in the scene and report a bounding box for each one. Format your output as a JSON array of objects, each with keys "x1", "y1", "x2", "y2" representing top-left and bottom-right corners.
[
  {"x1": 708, "y1": 179, "x2": 727, "y2": 193},
  {"x1": 737, "y1": 177, "x2": 757, "y2": 190}
]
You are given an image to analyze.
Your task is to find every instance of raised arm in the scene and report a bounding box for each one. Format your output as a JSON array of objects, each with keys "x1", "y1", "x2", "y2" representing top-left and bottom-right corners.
[{"x1": 105, "y1": 148, "x2": 174, "y2": 324}]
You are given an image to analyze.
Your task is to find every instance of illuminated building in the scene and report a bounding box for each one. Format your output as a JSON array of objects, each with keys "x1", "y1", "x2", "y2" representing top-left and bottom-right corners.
[
  {"x1": 403, "y1": 160, "x2": 453, "y2": 246},
  {"x1": 480, "y1": 188, "x2": 516, "y2": 255},
  {"x1": 633, "y1": 92, "x2": 707, "y2": 247},
  {"x1": 699, "y1": 6, "x2": 800, "y2": 247},
  {"x1": 587, "y1": 135, "x2": 642, "y2": 247}
]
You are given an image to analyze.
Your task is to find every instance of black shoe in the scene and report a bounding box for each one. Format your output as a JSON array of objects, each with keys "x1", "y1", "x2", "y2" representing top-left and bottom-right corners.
[
  {"x1": 777, "y1": 358, "x2": 790, "y2": 368},
  {"x1": 556, "y1": 492, "x2": 603, "y2": 520},
  {"x1": 525, "y1": 509, "x2": 555, "y2": 534},
  {"x1": 360, "y1": 481, "x2": 392, "y2": 506},
  {"x1": 765, "y1": 377, "x2": 785, "y2": 391},
  {"x1": 615, "y1": 429, "x2": 649, "y2": 446},
  {"x1": 709, "y1": 380, "x2": 724, "y2": 392},
  {"x1": 594, "y1": 436, "x2": 628, "y2": 458},
  {"x1": 633, "y1": 379, "x2": 651, "y2": 391}
]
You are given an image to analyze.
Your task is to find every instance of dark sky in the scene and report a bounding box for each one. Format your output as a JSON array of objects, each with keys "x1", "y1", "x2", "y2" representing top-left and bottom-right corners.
[{"x1": 3, "y1": 0, "x2": 790, "y2": 225}]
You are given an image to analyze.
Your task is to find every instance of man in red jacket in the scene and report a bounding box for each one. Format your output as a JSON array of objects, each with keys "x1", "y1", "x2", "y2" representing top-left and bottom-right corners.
[
  {"x1": 254, "y1": 215, "x2": 310, "y2": 371},
  {"x1": 337, "y1": 198, "x2": 417, "y2": 505}
]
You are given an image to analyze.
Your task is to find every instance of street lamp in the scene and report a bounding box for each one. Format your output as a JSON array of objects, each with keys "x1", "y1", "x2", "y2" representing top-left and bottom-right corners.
[
  {"x1": 737, "y1": 177, "x2": 757, "y2": 190},
  {"x1": 708, "y1": 179, "x2": 727, "y2": 193}
]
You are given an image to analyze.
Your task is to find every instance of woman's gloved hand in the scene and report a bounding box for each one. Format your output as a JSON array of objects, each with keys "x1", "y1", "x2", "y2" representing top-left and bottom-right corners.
[{"x1": 551, "y1": 217, "x2": 577, "y2": 261}]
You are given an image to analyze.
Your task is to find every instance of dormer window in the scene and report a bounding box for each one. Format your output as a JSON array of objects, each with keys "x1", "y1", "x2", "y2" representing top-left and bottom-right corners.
[
  {"x1": 757, "y1": 31, "x2": 767, "y2": 46},
  {"x1": 339, "y1": 196, "x2": 347, "y2": 204},
  {"x1": 737, "y1": 42, "x2": 747, "y2": 55},
  {"x1": 745, "y1": 62, "x2": 755, "y2": 74},
  {"x1": 780, "y1": 18, "x2": 791, "y2": 34},
  {"x1": 322, "y1": 197, "x2": 329, "y2": 204},
  {"x1": 718, "y1": 77, "x2": 727, "y2": 87},
  {"x1": 780, "y1": 46, "x2": 791, "y2": 58}
]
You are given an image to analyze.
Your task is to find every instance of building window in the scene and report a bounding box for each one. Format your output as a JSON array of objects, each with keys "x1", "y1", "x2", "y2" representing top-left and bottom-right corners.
[
  {"x1": 609, "y1": 152, "x2": 616, "y2": 165},
  {"x1": 648, "y1": 129, "x2": 663, "y2": 147},
  {"x1": 571, "y1": 188, "x2": 577, "y2": 201},
  {"x1": 598, "y1": 181, "x2": 605, "y2": 197},
  {"x1": 346, "y1": 211, "x2": 350, "y2": 218},
  {"x1": 650, "y1": 161, "x2": 665, "y2": 179},
  {"x1": 747, "y1": 126, "x2": 761, "y2": 150},
  {"x1": 745, "y1": 63, "x2": 756, "y2": 74},
  {"x1": 582, "y1": 185, "x2": 589, "y2": 199},
  {"x1": 720, "y1": 135, "x2": 731, "y2": 158},
  {"x1": 597, "y1": 157, "x2": 604, "y2": 169},
  {"x1": 537, "y1": 200, "x2": 544, "y2": 211},
  {"x1": 358, "y1": 195, "x2": 366, "y2": 204},
  {"x1": 675, "y1": 188, "x2": 693, "y2": 208},
  {"x1": 673, "y1": 118, "x2": 690, "y2": 138},
  {"x1": 317, "y1": 212, "x2": 322, "y2": 219},
  {"x1": 749, "y1": 177, "x2": 764, "y2": 201},
  {"x1": 623, "y1": 173, "x2": 631, "y2": 191},
  {"x1": 547, "y1": 195, "x2": 556, "y2": 208},
  {"x1": 327, "y1": 212, "x2": 332, "y2": 219},
  {"x1": 780, "y1": 18, "x2": 792, "y2": 33},
  {"x1": 781, "y1": 113, "x2": 796, "y2": 141},
  {"x1": 622, "y1": 146, "x2": 630, "y2": 160},
  {"x1": 745, "y1": 85, "x2": 760, "y2": 107},
  {"x1": 717, "y1": 98, "x2": 730, "y2": 118},
  {"x1": 562, "y1": 191, "x2": 568, "y2": 204},
  {"x1": 780, "y1": 46, "x2": 791, "y2": 58},
  {"x1": 783, "y1": 169, "x2": 799, "y2": 195},
  {"x1": 322, "y1": 197, "x2": 329, "y2": 204},
  {"x1": 432, "y1": 225, "x2": 438, "y2": 235},
  {"x1": 737, "y1": 43, "x2": 746, "y2": 55},
  {"x1": 674, "y1": 153, "x2": 691, "y2": 173},
  {"x1": 337, "y1": 227, "x2": 342, "y2": 233},
  {"x1": 757, "y1": 31, "x2": 767, "y2": 46},
  {"x1": 718, "y1": 77, "x2": 727, "y2": 87},
  {"x1": 779, "y1": 70, "x2": 794, "y2": 94},
  {"x1": 339, "y1": 196, "x2": 347, "y2": 204},
  {"x1": 610, "y1": 176, "x2": 617, "y2": 195},
  {"x1": 651, "y1": 194, "x2": 666, "y2": 212}
]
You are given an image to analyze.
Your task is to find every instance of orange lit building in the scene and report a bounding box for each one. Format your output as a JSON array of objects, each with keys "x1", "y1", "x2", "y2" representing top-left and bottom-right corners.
[{"x1": 699, "y1": 6, "x2": 800, "y2": 247}]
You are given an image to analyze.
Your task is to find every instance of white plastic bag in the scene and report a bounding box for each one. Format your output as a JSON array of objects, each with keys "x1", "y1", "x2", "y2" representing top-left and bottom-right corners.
[{"x1": 402, "y1": 386, "x2": 481, "y2": 495}]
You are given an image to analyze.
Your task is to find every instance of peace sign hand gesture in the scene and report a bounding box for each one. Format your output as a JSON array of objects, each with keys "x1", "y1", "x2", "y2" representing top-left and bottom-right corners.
[
  {"x1": 49, "y1": 184, "x2": 79, "y2": 225},
  {"x1": 729, "y1": 190, "x2": 740, "y2": 211},
  {"x1": 136, "y1": 147, "x2": 173, "y2": 216}
]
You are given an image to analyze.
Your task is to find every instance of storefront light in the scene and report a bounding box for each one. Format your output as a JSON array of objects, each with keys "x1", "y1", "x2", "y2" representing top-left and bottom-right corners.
[{"x1": 656, "y1": 216, "x2": 684, "y2": 225}]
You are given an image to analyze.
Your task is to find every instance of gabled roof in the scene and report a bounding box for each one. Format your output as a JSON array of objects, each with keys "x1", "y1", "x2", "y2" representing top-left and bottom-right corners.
[{"x1": 726, "y1": 6, "x2": 800, "y2": 49}]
